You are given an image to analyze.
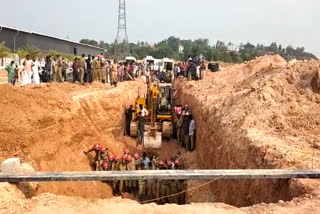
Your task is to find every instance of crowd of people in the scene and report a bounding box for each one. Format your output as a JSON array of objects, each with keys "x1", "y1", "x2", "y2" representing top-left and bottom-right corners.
[
  {"x1": 173, "y1": 57, "x2": 207, "y2": 81},
  {"x1": 4, "y1": 54, "x2": 207, "y2": 86},
  {"x1": 84, "y1": 144, "x2": 185, "y2": 204},
  {"x1": 4, "y1": 53, "x2": 146, "y2": 87},
  {"x1": 173, "y1": 105, "x2": 196, "y2": 152}
]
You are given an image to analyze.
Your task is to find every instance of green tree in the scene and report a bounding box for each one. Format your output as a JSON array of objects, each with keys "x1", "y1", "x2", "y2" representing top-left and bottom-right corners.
[
  {"x1": 48, "y1": 50, "x2": 59, "y2": 58},
  {"x1": 0, "y1": 42, "x2": 11, "y2": 58},
  {"x1": 80, "y1": 39, "x2": 99, "y2": 47}
]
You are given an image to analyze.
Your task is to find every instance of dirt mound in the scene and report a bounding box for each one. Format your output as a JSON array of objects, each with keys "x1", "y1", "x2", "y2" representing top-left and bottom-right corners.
[
  {"x1": 0, "y1": 81, "x2": 145, "y2": 198},
  {"x1": 175, "y1": 55, "x2": 320, "y2": 206},
  {"x1": 0, "y1": 183, "x2": 25, "y2": 201},
  {"x1": 1, "y1": 192, "x2": 320, "y2": 214}
]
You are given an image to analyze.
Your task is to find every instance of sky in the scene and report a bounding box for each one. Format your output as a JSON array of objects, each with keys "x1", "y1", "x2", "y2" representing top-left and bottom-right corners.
[{"x1": 0, "y1": 0, "x2": 319, "y2": 57}]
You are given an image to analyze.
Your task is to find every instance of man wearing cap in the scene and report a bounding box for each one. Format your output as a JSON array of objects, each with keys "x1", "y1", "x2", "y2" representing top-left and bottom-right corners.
[
  {"x1": 98, "y1": 146, "x2": 109, "y2": 170},
  {"x1": 118, "y1": 155, "x2": 127, "y2": 194},
  {"x1": 137, "y1": 161, "x2": 146, "y2": 201},
  {"x1": 111, "y1": 155, "x2": 121, "y2": 195},
  {"x1": 83, "y1": 144, "x2": 101, "y2": 171},
  {"x1": 126, "y1": 155, "x2": 137, "y2": 195}
]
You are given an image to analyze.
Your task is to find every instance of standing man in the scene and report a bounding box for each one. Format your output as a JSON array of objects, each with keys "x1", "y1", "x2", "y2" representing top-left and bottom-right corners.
[
  {"x1": 92, "y1": 57, "x2": 101, "y2": 82},
  {"x1": 85, "y1": 54, "x2": 92, "y2": 83},
  {"x1": 44, "y1": 55, "x2": 52, "y2": 83},
  {"x1": 62, "y1": 58, "x2": 68, "y2": 81},
  {"x1": 79, "y1": 54, "x2": 86, "y2": 84},
  {"x1": 100, "y1": 59, "x2": 107, "y2": 84},
  {"x1": 106, "y1": 60, "x2": 111, "y2": 84},
  {"x1": 189, "y1": 114, "x2": 196, "y2": 151},
  {"x1": 83, "y1": 144, "x2": 101, "y2": 171},
  {"x1": 183, "y1": 114, "x2": 190, "y2": 151},
  {"x1": 111, "y1": 155, "x2": 121, "y2": 195},
  {"x1": 5, "y1": 61, "x2": 16, "y2": 85},
  {"x1": 125, "y1": 105, "x2": 134, "y2": 136},
  {"x1": 22, "y1": 55, "x2": 33, "y2": 86},
  {"x1": 32, "y1": 58, "x2": 41, "y2": 85},
  {"x1": 118, "y1": 155, "x2": 128, "y2": 194},
  {"x1": 200, "y1": 61, "x2": 206, "y2": 80},
  {"x1": 72, "y1": 58, "x2": 80, "y2": 83},
  {"x1": 111, "y1": 59, "x2": 118, "y2": 86},
  {"x1": 56, "y1": 55, "x2": 64, "y2": 82},
  {"x1": 176, "y1": 114, "x2": 183, "y2": 147},
  {"x1": 52, "y1": 57, "x2": 57, "y2": 82},
  {"x1": 137, "y1": 112, "x2": 145, "y2": 146}
]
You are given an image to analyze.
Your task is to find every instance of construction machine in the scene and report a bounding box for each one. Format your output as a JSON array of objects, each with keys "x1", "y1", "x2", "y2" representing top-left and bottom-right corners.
[{"x1": 130, "y1": 82, "x2": 174, "y2": 149}]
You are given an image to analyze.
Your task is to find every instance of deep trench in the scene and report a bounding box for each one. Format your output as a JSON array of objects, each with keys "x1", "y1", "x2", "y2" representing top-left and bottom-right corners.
[
  {"x1": 173, "y1": 82, "x2": 302, "y2": 208},
  {"x1": 6, "y1": 81, "x2": 306, "y2": 208},
  {"x1": 97, "y1": 81, "x2": 304, "y2": 207}
]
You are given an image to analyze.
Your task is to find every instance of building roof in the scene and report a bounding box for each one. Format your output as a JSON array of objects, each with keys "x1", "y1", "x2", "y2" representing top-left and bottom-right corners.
[{"x1": 0, "y1": 24, "x2": 105, "y2": 51}]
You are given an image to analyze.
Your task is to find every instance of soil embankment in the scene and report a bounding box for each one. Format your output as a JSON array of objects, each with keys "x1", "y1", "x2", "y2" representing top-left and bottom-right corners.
[
  {"x1": 175, "y1": 55, "x2": 320, "y2": 206},
  {"x1": 0, "y1": 81, "x2": 145, "y2": 198}
]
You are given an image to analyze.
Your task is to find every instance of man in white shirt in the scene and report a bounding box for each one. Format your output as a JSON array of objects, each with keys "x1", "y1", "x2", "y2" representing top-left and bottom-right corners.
[{"x1": 139, "y1": 104, "x2": 148, "y2": 117}]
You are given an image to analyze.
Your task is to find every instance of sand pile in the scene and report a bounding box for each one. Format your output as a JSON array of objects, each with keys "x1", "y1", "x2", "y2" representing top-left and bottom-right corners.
[
  {"x1": 175, "y1": 55, "x2": 320, "y2": 206},
  {"x1": 0, "y1": 81, "x2": 145, "y2": 198}
]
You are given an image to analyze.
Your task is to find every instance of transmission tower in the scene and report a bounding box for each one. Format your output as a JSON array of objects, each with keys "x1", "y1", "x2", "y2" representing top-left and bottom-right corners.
[{"x1": 114, "y1": 0, "x2": 129, "y2": 59}]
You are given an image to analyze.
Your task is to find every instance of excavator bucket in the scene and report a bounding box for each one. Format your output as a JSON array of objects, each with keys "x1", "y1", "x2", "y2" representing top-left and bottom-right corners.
[{"x1": 143, "y1": 131, "x2": 162, "y2": 149}]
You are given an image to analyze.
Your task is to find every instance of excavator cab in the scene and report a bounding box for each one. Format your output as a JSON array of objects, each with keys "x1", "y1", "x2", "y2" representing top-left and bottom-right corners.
[{"x1": 130, "y1": 83, "x2": 174, "y2": 150}]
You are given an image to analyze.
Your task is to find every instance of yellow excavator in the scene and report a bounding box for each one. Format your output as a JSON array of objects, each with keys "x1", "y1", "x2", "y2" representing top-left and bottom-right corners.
[{"x1": 130, "y1": 82, "x2": 174, "y2": 149}]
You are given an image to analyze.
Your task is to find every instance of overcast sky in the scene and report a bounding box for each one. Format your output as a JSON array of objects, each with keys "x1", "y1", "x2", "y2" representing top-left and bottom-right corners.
[{"x1": 1, "y1": 0, "x2": 319, "y2": 56}]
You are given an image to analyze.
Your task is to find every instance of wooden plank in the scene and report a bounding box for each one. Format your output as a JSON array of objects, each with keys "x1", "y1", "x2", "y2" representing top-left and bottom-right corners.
[{"x1": 0, "y1": 169, "x2": 320, "y2": 183}]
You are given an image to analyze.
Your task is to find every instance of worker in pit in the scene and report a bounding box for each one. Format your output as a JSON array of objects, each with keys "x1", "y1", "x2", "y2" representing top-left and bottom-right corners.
[
  {"x1": 83, "y1": 144, "x2": 101, "y2": 171},
  {"x1": 101, "y1": 162, "x2": 109, "y2": 171},
  {"x1": 138, "y1": 104, "x2": 148, "y2": 117},
  {"x1": 98, "y1": 146, "x2": 109, "y2": 170},
  {"x1": 126, "y1": 155, "x2": 137, "y2": 196},
  {"x1": 189, "y1": 114, "x2": 196, "y2": 151},
  {"x1": 137, "y1": 161, "x2": 146, "y2": 202},
  {"x1": 111, "y1": 155, "x2": 121, "y2": 195},
  {"x1": 154, "y1": 160, "x2": 165, "y2": 203},
  {"x1": 176, "y1": 113, "x2": 184, "y2": 147},
  {"x1": 107, "y1": 153, "x2": 115, "y2": 170},
  {"x1": 133, "y1": 153, "x2": 140, "y2": 169},
  {"x1": 165, "y1": 160, "x2": 177, "y2": 204},
  {"x1": 124, "y1": 148, "x2": 130, "y2": 156},
  {"x1": 182, "y1": 113, "x2": 190, "y2": 151},
  {"x1": 125, "y1": 105, "x2": 134, "y2": 136},
  {"x1": 137, "y1": 112, "x2": 145, "y2": 146},
  {"x1": 173, "y1": 159, "x2": 184, "y2": 204},
  {"x1": 118, "y1": 155, "x2": 128, "y2": 194},
  {"x1": 151, "y1": 156, "x2": 160, "y2": 200},
  {"x1": 158, "y1": 160, "x2": 170, "y2": 204}
]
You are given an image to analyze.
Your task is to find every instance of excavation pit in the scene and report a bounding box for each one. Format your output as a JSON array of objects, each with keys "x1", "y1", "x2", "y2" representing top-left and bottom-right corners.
[{"x1": 1, "y1": 55, "x2": 320, "y2": 213}]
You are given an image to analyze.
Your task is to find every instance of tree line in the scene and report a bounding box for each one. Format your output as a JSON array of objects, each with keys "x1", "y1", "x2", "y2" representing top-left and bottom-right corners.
[{"x1": 80, "y1": 37, "x2": 318, "y2": 62}]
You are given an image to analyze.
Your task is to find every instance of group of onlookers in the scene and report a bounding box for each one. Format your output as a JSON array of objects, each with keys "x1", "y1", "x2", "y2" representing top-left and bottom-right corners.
[
  {"x1": 173, "y1": 59, "x2": 207, "y2": 81},
  {"x1": 4, "y1": 55, "x2": 42, "y2": 86}
]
